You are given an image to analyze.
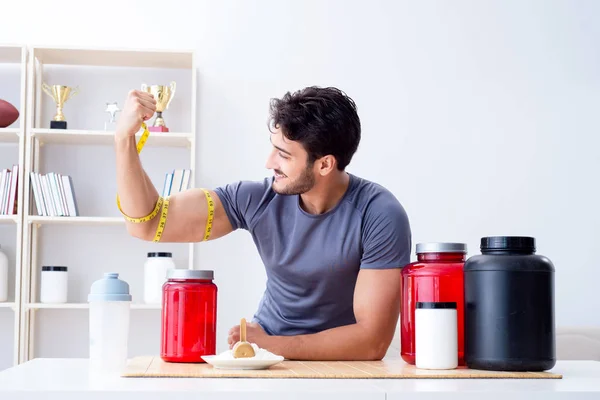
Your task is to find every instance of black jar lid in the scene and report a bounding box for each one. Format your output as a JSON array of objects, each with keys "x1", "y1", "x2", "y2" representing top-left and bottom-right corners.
[
  {"x1": 147, "y1": 252, "x2": 172, "y2": 258},
  {"x1": 416, "y1": 302, "x2": 456, "y2": 309},
  {"x1": 481, "y1": 236, "x2": 535, "y2": 253},
  {"x1": 42, "y1": 266, "x2": 67, "y2": 272}
]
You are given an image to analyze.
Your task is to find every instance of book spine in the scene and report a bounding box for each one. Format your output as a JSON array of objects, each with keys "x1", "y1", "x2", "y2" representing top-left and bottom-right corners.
[{"x1": 7, "y1": 164, "x2": 18, "y2": 215}]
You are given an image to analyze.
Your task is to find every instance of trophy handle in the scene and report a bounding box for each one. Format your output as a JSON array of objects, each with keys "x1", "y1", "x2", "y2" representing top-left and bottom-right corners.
[
  {"x1": 41, "y1": 82, "x2": 53, "y2": 98},
  {"x1": 141, "y1": 83, "x2": 148, "y2": 92},
  {"x1": 67, "y1": 86, "x2": 79, "y2": 100},
  {"x1": 166, "y1": 81, "x2": 176, "y2": 109}
]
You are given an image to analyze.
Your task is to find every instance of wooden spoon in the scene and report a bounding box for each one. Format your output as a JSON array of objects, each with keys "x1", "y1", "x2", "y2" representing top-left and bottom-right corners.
[{"x1": 232, "y1": 318, "x2": 256, "y2": 358}]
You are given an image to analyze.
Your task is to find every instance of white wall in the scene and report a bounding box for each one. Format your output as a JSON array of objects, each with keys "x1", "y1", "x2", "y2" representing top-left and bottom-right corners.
[{"x1": 0, "y1": 0, "x2": 599, "y2": 366}]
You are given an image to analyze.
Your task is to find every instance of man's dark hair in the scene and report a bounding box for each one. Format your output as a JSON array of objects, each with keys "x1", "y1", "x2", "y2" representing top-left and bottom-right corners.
[{"x1": 268, "y1": 86, "x2": 361, "y2": 171}]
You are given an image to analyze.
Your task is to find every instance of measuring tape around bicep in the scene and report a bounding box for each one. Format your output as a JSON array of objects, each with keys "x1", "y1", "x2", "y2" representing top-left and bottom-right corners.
[{"x1": 116, "y1": 122, "x2": 215, "y2": 242}]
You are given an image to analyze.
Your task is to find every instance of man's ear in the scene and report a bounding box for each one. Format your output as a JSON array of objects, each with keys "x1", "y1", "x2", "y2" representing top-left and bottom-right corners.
[{"x1": 317, "y1": 155, "x2": 337, "y2": 176}]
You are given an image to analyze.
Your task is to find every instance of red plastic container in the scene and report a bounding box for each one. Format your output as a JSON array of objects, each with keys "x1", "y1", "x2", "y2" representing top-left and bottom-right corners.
[
  {"x1": 401, "y1": 243, "x2": 466, "y2": 366},
  {"x1": 161, "y1": 269, "x2": 217, "y2": 363}
]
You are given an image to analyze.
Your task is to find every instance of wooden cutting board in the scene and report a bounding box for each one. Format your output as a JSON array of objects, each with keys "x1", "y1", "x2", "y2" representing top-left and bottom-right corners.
[{"x1": 122, "y1": 356, "x2": 562, "y2": 379}]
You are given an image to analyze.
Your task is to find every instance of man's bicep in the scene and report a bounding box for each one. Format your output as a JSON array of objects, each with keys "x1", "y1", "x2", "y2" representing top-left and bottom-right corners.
[
  {"x1": 353, "y1": 269, "x2": 401, "y2": 339},
  {"x1": 148, "y1": 188, "x2": 233, "y2": 243},
  {"x1": 352, "y1": 193, "x2": 410, "y2": 348}
]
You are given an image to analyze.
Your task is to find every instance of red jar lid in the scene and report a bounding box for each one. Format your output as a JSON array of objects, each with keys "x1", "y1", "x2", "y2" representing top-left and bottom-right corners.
[
  {"x1": 416, "y1": 243, "x2": 467, "y2": 254},
  {"x1": 167, "y1": 269, "x2": 214, "y2": 280}
]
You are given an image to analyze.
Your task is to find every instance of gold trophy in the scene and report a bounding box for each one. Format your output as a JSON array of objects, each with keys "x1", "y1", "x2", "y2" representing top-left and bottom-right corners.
[
  {"x1": 42, "y1": 83, "x2": 79, "y2": 129},
  {"x1": 140, "y1": 81, "x2": 176, "y2": 132}
]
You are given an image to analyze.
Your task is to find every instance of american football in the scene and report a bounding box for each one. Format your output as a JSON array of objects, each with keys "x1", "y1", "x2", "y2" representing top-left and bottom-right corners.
[{"x1": 0, "y1": 99, "x2": 19, "y2": 128}]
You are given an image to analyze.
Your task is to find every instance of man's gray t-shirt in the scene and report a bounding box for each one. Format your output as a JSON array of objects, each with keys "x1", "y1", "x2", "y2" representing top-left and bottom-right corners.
[{"x1": 214, "y1": 173, "x2": 411, "y2": 336}]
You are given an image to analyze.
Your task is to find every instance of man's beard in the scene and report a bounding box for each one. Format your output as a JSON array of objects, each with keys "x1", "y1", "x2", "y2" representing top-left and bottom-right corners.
[{"x1": 272, "y1": 164, "x2": 315, "y2": 195}]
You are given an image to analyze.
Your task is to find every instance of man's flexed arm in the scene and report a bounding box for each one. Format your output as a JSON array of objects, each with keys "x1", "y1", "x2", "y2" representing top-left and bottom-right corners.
[{"x1": 114, "y1": 90, "x2": 233, "y2": 242}]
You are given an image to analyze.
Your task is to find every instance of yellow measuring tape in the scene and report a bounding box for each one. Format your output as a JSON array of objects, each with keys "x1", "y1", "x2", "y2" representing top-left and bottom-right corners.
[
  {"x1": 116, "y1": 122, "x2": 214, "y2": 243},
  {"x1": 202, "y1": 188, "x2": 215, "y2": 241}
]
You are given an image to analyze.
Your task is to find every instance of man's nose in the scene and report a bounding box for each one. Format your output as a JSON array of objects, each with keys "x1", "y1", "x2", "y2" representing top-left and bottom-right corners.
[{"x1": 265, "y1": 151, "x2": 277, "y2": 170}]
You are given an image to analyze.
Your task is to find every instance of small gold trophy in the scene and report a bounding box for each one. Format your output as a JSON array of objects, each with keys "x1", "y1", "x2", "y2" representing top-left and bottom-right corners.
[
  {"x1": 42, "y1": 83, "x2": 79, "y2": 129},
  {"x1": 104, "y1": 102, "x2": 121, "y2": 131},
  {"x1": 140, "y1": 81, "x2": 176, "y2": 132}
]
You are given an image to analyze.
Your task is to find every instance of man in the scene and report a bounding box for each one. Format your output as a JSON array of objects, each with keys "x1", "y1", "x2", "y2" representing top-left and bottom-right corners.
[{"x1": 114, "y1": 86, "x2": 411, "y2": 361}]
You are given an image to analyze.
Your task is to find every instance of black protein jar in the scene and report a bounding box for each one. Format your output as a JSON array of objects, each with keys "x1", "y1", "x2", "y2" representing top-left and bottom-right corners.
[{"x1": 464, "y1": 236, "x2": 556, "y2": 371}]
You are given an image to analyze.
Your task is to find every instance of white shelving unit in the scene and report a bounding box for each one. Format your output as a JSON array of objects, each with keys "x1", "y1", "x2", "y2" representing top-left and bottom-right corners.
[
  {"x1": 31, "y1": 128, "x2": 193, "y2": 147},
  {"x1": 0, "y1": 44, "x2": 27, "y2": 369},
  {"x1": 25, "y1": 302, "x2": 161, "y2": 310},
  {"x1": 15, "y1": 45, "x2": 197, "y2": 364},
  {"x1": 0, "y1": 128, "x2": 20, "y2": 143},
  {"x1": 26, "y1": 216, "x2": 125, "y2": 225},
  {"x1": 0, "y1": 215, "x2": 19, "y2": 224}
]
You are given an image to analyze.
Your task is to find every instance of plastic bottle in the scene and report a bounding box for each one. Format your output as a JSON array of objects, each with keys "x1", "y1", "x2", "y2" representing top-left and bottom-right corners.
[
  {"x1": 464, "y1": 236, "x2": 556, "y2": 371},
  {"x1": 40, "y1": 266, "x2": 68, "y2": 303},
  {"x1": 161, "y1": 269, "x2": 217, "y2": 362},
  {"x1": 415, "y1": 302, "x2": 458, "y2": 370},
  {"x1": 401, "y1": 243, "x2": 466, "y2": 365},
  {"x1": 144, "y1": 252, "x2": 175, "y2": 304},
  {"x1": 88, "y1": 272, "x2": 132, "y2": 375},
  {"x1": 0, "y1": 245, "x2": 8, "y2": 302}
]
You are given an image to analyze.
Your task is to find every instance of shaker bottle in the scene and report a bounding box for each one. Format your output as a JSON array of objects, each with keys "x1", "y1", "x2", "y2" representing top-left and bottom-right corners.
[{"x1": 88, "y1": 272, "x2": 132, "y2": 374}]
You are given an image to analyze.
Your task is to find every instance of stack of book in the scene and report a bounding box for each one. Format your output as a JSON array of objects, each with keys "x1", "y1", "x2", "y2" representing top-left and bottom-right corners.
[
  {"x1": 0, "y1": 165, "x2": 19, "y2": 215},
  {"x1": 29, "y1": 172, "x2": 79, "y2": 217},
  {"x1": 162, "y1": 169, "x2": 192, "y2": 197}
]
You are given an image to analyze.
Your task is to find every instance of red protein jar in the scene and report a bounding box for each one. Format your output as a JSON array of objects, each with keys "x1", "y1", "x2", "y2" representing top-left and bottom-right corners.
[
  {"x1": 161, "y1": 269, "x2": 217, "y2": 363},
  {"x1": 400, "y1": 243, "x2": 466, "y2": 366}
]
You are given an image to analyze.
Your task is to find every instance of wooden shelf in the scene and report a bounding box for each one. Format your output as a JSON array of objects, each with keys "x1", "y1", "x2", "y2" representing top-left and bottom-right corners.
[
  {"x1": 0, "y1": 45, "x2": 23, "y2": 63},
  {"x1": 26, "y1": 303, "x2": 161, "y2": 310},
  {"x1": 0, "y1": 215, "x2": 18, "y2": 224},
  {"x1": 0, "y1": 302, "x2": 16, "y2": 310},
  {"x1": 0, "y1": 128, "x2": 20, "y2": 143},
  {"x1": 32, "y1": 46, "x2": 193, "y2": 69},
  {"x1": 27, "y1": 216, "x2": 124, "y2": 225},
  {"x1": 27, "y1": 303, "x2": 88, "y2": 310},
  {"x1": 31, "y1": 129, "x2": 192, "y2": 148},
  {"x1": 130, "y1": 303, "x2": 162, "y2": 310}
]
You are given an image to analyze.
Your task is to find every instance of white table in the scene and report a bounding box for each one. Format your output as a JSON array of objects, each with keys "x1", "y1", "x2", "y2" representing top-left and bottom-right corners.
[{"x1": 1, "y1": 358, "x2": 599, "y2": 400}]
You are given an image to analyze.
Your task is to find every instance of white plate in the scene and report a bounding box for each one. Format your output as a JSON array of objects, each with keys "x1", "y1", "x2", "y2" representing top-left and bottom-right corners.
[{"x1": 201, "y1": 355, "x2": 284, "y2": 370}]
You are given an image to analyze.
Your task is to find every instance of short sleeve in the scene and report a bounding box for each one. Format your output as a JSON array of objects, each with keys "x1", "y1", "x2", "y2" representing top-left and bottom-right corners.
[
  {"x1": 213, "y1": 178, "x2": 273, "y2": 231},
  {"x1": 360, "y1": 191, "x2": 412, "y2": 269}
]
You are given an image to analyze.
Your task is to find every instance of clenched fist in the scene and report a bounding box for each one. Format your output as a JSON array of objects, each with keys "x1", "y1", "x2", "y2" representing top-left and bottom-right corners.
[{"x1": 115, "y1": 90, "x2": 157, "y2": 140}]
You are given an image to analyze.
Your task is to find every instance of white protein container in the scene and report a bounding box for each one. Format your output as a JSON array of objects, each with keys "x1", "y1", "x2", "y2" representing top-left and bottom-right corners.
[
  {"x1": 40, "y1": 266, "x2": 68, "y2": 303},
  {"x1": 415, "y1": 301, "x2": 458, "y2": 370},
  {"x1": 0, "y1": 245, "x2": 8, "y2": 302},
  {"x1": 144, "y1": 252, "x2": 175, "y2": 304},
  {"x1": 88, "y1": 272, "x2": 132, "y2": 376}
]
